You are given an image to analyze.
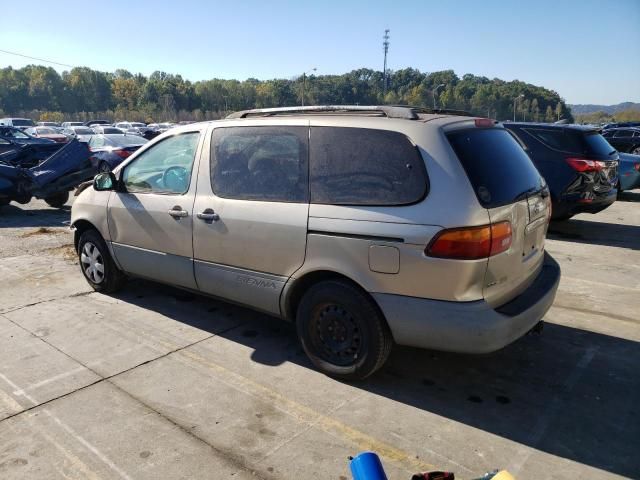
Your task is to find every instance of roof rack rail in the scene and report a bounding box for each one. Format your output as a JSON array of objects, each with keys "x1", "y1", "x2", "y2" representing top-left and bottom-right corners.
[
  {"x1": 226, "y1": 105, "x2": 419, "y2": 119},
  {"x1": 226, "y1": 105, "x2": 475, "y2": 120}
]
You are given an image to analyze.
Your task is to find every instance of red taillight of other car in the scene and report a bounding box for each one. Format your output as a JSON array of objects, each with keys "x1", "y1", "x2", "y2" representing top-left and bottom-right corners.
[
  {"x1": 634, "y1": 163, "x2": 640, "y2": 171},
  {"x1": 426, "y1": 221, "x2": 512, "y2": 260},
  {"x1": 565, "y1": 157, "x2": 606, "y2": 172},
  {"x1": 115, "y1": 149, "x2": 131, "y2": 159}
]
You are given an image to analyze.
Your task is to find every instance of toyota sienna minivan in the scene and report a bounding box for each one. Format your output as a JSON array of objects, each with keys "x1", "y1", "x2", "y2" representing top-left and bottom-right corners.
[{"x1": 71, "y1": 106, "x2": 561, "y2": 379}]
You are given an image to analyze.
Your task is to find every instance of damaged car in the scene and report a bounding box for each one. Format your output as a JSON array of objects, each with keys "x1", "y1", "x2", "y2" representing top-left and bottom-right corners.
[{"x1": 0, "y1": 139, "x2": 94, "y2": 208}]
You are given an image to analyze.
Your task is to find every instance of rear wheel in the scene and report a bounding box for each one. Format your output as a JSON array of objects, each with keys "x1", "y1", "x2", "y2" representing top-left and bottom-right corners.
[
  {"x1": 296, "y1": 280, "x2": 393, "y2": 380},
  {"x1": 44, "y1": 191, "x2": 69, "y2": 208},
  {"x1": 78, "y1": 229, "x2": 126, "y2": 293}
]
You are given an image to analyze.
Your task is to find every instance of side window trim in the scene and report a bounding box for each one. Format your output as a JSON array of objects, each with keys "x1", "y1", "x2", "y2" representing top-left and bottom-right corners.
[{"x1": 121, "y1": 130, "x2": 201, "y2": 196}]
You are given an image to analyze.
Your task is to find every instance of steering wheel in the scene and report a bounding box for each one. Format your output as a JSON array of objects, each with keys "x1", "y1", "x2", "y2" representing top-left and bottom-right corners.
[{"x1": 162, "y1": 165, "x2": 189, "y2": 193}]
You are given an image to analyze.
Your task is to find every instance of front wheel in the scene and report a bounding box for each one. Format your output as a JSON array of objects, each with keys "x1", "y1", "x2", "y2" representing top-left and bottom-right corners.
[
  {"x1": 78, "y1": 229, "x2": 126, "y2": 293},
  {"x1": 296, "y1": 280, "x2": 393, "y2": 380},
  {"x1": 44, "y1": 191, "x2": 69, "y2": 208}
]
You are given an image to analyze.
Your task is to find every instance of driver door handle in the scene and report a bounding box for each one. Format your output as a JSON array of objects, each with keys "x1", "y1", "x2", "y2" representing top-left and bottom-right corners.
[
  {"x1": 168, "y1": 206, "x2": 189, "y2": 218},
  {"x1": 196, "y1": 208, "x2": 220, "y2": 222}
]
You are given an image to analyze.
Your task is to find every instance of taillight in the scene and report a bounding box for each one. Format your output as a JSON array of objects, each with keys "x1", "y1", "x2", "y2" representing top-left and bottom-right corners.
[
  {"x1": 115, "y1": 149, "x2": 131, "y2": 159},
  {"x1": 634, "y1": 163, "x2": 640, "y2": 171},
  {"x1": 426, "y1": 221, "x2": 512, "y2": 260},
  {"x1": 566, "y1": 157, "x2": 606, "y2": 172}
]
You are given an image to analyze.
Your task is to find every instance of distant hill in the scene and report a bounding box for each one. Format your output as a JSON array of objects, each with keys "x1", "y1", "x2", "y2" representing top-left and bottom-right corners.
[{"x1": 569, "y1": 102, "x2": 640, "y2": 115}]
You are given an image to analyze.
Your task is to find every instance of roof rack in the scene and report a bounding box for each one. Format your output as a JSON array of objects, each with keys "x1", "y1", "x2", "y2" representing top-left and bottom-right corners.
[{"x1": 226, "y1": 105, "x2": 473, "y2": 120}]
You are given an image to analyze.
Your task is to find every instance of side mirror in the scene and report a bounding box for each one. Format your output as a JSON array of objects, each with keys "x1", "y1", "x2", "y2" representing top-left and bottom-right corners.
[{"x1": 93, "y1": 172, "x2": 117, "y2": 191}]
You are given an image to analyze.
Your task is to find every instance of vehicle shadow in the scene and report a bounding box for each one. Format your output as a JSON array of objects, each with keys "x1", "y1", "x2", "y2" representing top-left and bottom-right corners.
[
  {"x1": 548, "y1": 218, "x2": 640, "y2": 250},
  {"x1": 617, "y1": 190, "x2": 640, "y2": 203},
  {"x1": 0, "y1": 203, "x2": 72, "y2": 228},
  {"x1": 112, "y1": 279, "x2": 639, "y2": 478}
]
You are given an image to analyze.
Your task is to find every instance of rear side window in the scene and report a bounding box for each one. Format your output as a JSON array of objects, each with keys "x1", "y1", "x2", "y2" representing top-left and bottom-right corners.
[
  {"x1": 211, "y1": 126, "x2": 308, "y2": 203},
  {"x1": 447, "y1": 128, "x2": 542, "y2": 209},
  {"x1": 310, "y1": 127, "x2": 428, "y2": 205}
]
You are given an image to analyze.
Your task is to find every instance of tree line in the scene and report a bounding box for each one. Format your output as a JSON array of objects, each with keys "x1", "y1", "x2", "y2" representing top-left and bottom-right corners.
[
  {"x1": 575, "y1": 108, "x2": 640, "y2": 125},
  {"x1": 0, "y1": 65, "x2": 573, "y2": 123}
]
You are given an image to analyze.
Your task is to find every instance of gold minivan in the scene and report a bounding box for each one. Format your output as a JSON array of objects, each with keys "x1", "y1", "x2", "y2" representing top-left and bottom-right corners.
[{"x1": 71, "y1": 106, "x2": 560, "y2": 379}]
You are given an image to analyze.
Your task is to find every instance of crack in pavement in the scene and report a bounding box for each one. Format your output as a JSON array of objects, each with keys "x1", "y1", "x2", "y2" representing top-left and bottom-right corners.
[{"x1": 0, "y1": 290, "x2": 93, "y2": 315}]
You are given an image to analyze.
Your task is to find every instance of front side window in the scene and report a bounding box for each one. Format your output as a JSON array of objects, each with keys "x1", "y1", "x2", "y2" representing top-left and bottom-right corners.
[
  {"x1": 310, "y1": 127, "x2": 428, "y2": 205},
  {"x1": 122, "y1": 132, "x2": 200, "y2": 195},
  {"x1": 211, "y1": 126, "x2": 308, "y2": 202}
]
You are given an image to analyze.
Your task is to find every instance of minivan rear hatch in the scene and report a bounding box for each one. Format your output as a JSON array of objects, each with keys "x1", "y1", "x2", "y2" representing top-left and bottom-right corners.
[{"x1": 447, "y1": 125, "x2": 550, "y2": 308}]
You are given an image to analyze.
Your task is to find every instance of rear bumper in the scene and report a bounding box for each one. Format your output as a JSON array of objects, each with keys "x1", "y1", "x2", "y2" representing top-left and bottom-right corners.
[
  {"x1": 373, "y1": 252, "x2": 561, "y2": 354},
  {"x1": 554, "y1": 189, "x2": 616, "y2": 217}
]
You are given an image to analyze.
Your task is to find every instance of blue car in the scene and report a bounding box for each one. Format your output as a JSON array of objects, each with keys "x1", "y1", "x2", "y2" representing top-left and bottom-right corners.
[
  {"x1": 618, "y1": 152, "x2": 640, "y2": 192},
  {"x1": 88, "y1": 134, "x2": 148, "y2": 172}
]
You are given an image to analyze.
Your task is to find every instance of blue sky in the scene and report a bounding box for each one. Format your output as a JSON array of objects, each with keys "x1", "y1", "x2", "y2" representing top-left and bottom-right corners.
[{"x1": 1, "y1": 0, "x2": 639, "y2": 104}]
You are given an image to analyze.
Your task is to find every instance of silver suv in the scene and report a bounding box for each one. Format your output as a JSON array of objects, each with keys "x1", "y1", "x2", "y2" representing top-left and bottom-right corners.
[{"x1": 71, "y1": 106, "x2": 560, "y2": 379}]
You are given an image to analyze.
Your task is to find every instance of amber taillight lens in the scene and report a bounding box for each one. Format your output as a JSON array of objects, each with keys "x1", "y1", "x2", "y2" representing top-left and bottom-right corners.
[{"x1": 426, "y1": 221, "x2": 512, "y2": 260}]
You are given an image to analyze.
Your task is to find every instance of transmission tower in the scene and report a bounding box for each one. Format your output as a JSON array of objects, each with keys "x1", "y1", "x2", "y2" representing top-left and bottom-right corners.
[{"x1": 383, "y1": 29, "x2": 390, "y2": 98}]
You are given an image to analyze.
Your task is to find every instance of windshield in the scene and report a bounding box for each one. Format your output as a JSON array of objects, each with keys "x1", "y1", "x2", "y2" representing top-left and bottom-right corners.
[
  {"x1": 104, "y1": 135, "x2": 148, "y2": 147},
  {"x1": 0, "y1": 127, "x2": 30, "y2": 139},
  {"x1": 73, "y1": 127, "x2": 94, "y2": 135},
  {"x1": 447, "y1": 128, "x2": 543, "y2": 208},
  {"x1": 12, "y1": 119, "x2": 34, "y2": 127},
  {"x1": 37, "y1": 127, "x2": 58, "y2": 135}
]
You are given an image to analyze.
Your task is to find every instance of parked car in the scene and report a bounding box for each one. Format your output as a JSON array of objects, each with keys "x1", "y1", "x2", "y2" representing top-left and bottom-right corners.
[
  {"x1": 617, "y1": 152, "x2": 640, "y2": 192},
  {"x1": 1, "y1": 139, "x2": 93, "y2": 208},
  {"x1": 602, "y1": 121, "x2": 640, "y2": 130},
  {"x1": 62, "y1": 122, "x2": 85, "y2": 128},
  {"x1": 601, "y1": 127, "x2": 640, "y2": 155},
  {"x1": 91, "y1": 126, "x2": 124, "y2": 135},
  {"x1": 0, "y1": 136, "x2": 62, "y2": 164},
  {"x1": 0, "y1": 126, "x2": 56, "y2": 146},
  {"x1": 0, "y1": 118, "x2": 35, "y2": 130},
  {"x1": 85, "y1": 120, "x2": 111, "y2": 127},
  {"x1": 71, "y1": 106, "x2": 560, "y2": 380},
  {"x1": 24, "y1": 126, "x2": 69, "y2": 143},
  {"x1": 503, "y1": 123, "x2": 618, "y2": 220},
  {"x1": 87, "y1": 134, "x2": 148, "y2": 172},
  {"x1": 62, "y1": 126, "x2": 95, "y2": 143}
]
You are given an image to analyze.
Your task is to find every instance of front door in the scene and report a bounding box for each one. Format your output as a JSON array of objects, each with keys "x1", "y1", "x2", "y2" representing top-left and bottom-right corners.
[
  {"x1": 192, "y1": 123, "x2": 310, "y2": 315},
  {"x1": 108, "y1": 130, "x2": 203, "y2": 289}
]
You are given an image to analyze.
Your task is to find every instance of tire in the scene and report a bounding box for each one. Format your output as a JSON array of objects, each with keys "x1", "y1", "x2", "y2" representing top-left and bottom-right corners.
[
  {"x1": 0, "y1": 198, "x2": 10, "y2": 207},
  {"x1": 78, "y1": 229, "x2": 126, "y2": 293},
  {"x1": 98, "y1": 161, "x2": 111, "y2": 173},
  {"x1": 631, "y1": 146, "x2": 640, "y2": 155},
  {"x1": 296, "y1": 280, "x2": 393, "y2": 380},
  {"x1": 44, "y1": 191, "x2": 70, "y2": 208}
]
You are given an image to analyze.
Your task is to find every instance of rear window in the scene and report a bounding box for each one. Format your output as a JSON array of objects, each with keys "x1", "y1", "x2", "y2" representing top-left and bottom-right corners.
[
  {"x1": 105, "y1": 135, "x2": 147, "y2": 147},
  {"x1": 310, "y1": 127, "x2": 428, "y2": 205},
  {"x1": 12, "y1": 119, "x2": 34, "y2": 127},
  {"x1": 447, "y1": 128, "x2": 542, "y2": 209},
  {"x1": 582, "y1": 132, "x2": 616, "y2": 157},
  {"x1": 101, "y1": 127, "x2": 122, "y2": 134},
  {"x1": 524, "y1": 128, "x2": 615, "y2": 157}
]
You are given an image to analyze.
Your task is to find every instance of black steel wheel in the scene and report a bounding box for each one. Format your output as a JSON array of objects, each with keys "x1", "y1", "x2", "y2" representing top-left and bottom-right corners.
[{"x1": 296, "y1": 280, "x2": 393, "y2": 380}]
